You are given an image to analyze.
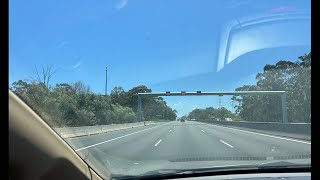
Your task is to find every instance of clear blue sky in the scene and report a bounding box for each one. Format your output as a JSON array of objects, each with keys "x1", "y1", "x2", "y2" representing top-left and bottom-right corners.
[{"x1": 9, "y1": 0, "x2": 310, "y2": 117}]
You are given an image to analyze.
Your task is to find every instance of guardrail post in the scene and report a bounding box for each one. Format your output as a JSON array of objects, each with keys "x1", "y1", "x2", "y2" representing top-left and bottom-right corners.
[{"x1": 281, "y1": 93, "x2": 288, "y2": 123}]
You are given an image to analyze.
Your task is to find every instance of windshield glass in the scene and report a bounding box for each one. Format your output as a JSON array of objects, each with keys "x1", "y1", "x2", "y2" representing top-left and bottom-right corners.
[{"x1": 9, "y1": 0, "x2": 310, "y2": 178}]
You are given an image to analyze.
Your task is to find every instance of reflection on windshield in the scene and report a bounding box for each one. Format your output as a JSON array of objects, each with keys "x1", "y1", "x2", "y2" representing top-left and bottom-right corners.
[{"x1": 217, "y1": 11, "x2": 310, "y2": 71}]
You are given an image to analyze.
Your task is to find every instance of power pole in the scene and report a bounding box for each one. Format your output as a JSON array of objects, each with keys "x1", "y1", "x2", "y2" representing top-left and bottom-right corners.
[{"x1": 105, "y1": 66, "x2": 108, "y2": 96}]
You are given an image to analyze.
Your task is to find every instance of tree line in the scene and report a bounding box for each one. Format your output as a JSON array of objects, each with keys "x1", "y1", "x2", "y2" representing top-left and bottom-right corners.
[
  {"x1": 232, "y1": 52, "x2": 311, "y2": 123},
  {"x1": 183, "y1": 52, "x2": 311, "y2": 123},
  {"x1": 110, "y1": 85, "x2": 177, "y2": 121},
  {"x1": 183, "y1": 107, "x2": 239, "y2": 121},
  {"x1": 10, "y1": 76, "x2": 177, "y2": 127}
]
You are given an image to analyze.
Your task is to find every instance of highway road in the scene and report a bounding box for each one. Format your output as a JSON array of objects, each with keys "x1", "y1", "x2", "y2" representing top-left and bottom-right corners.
[{"x1": 66, "y1": 121, "x2": 311, "y2": 177}]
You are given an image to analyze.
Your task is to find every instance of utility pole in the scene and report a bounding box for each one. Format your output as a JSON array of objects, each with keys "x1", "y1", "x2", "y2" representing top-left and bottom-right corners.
[
  {"x1": 105, "y1": 66, "x2": 112, "y2": 123},
  {"x1": 105, "y1": 66, "x2": 108, "y2": 96}
]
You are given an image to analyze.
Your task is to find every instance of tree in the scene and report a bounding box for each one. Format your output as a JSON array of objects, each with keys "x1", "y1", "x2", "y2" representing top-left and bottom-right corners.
[
  {"x1": 232, "y1": 52, "x2": 311, "y2": 123},
  {"x1": 54, "y1": 83, "x2": 75, "y2": 96},
  {"x1": 298, "y1": 52, "x2": 311, "y2": 67},
  {"x1": 11, "y1": 78, "x2": 177, "y2": 126},
  {"x1": 165, "y1": 107, "x2": 177, "y2": 120},
  {"x1": 34, "y1": 64, "x2": 57, "y2": 89},
  {"x1": 71, "y1": 81, "x2": 91, "y2": 94},
  {"x1": 110, "y1": 86, "x2": 126, "y2": 106},
  {"x1": 186, "y1": 107, "x2": 235, "y2": 121},
  {"x1": 11, "y1": 80, "x2": 29, "y2": 95},
  {"x1": 124, "y1": 85, "x2": 152, "y2": 112}
]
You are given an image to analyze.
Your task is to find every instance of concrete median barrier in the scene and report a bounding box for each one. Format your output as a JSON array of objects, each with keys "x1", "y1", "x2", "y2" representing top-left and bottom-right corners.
[{"x1": 54, "y1": 121, "x2": 162, "y2": 138}]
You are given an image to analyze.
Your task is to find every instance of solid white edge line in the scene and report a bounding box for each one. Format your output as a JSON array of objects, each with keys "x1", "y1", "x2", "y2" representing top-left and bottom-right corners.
[
  {"x1": 75, "y1": 122, "x2": 172, "y2": 151},
  {"x1": 154, "y1": 139, "x2": 162, "y2": 146},
  {"x1": 220, "y1": 140, "x2": 234, "y2": 148},
  {"x1": 209, "y1": 124, "x2": 311, "y2": 145}
]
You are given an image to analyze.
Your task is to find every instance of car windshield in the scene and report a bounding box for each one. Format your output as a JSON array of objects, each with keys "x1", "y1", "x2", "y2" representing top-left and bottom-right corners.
[{"x1": 9, "y1": 0, "x2": 310, "y2": 179}]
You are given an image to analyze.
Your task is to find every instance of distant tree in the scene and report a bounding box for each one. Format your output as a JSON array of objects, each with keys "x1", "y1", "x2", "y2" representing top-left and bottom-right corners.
[
  {"x1": 71, "y1": 81, "x2": 91, "y2": 94},
  {"x1": 11, "y1": 80, "x2": 29, "y2": 95},
  {"x1": 33, "y1": 64, "x2": 57, "y2": 89},
  {"x1": 110, "y1": 86, "x2": 126, "y2": 106},
  {"x1": 186, "y1": 107, "x2": 235, "y2": 121}
]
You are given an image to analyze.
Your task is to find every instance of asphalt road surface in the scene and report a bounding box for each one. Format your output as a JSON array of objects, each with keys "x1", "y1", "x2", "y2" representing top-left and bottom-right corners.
[{"x1": 66, "y1": 121, "x2": 311, "y2": 176}]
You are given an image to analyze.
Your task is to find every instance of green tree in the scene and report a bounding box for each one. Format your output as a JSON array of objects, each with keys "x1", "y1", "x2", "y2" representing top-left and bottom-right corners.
[
  {"x1": 110, "y1": 86, "x2": 126, "y2": 106},
  {"x1": 233, "y1": 52, "x2": 311, "y2": 123},
  {"x1": 11, "y1": 76, "x2": 178, "y2": 126},
  {"x1": 187, "y1": 107, "x2": 235, "y2": 121},
  {"x1": 124, "y1": 85, "x2": 152, "y2": 112}
]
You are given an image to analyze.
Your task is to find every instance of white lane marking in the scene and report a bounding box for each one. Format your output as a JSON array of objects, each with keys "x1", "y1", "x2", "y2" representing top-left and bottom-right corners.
[
  {"x1": 201, "y1": 130, "x2": 205, "y2": 133},
  {"x1": 208, "y1": 123, "x2": 311, "y2": 145},
  {"x1": 220, "y1": 140, "x2": 234, "y2": 148},
  {"x1": 169, "y1": 130, "x2": 172, "y2": 132},
  {"x1": 75, "y1": 122, "x2": 172, "y2": 151},
  {"x1": 154, "y1": 139, "x2": 162, "y2": 146}
]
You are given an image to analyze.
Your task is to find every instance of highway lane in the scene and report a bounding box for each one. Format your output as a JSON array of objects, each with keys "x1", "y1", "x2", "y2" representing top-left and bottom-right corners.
[
  {"x1": 65, "y1": 122, "x2": 168, "y2": 149},
  {"x1": 193, "y1": 122, "x2": 310, "y2": 157},
  {"x1": 67, "y1": 121, "x2": 311, "y2": 176}
]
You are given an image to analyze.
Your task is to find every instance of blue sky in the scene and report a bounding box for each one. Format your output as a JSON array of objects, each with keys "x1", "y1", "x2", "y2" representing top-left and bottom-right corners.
[{"x1": 9, "y1": 0, "x2": 310, "y2": 117}]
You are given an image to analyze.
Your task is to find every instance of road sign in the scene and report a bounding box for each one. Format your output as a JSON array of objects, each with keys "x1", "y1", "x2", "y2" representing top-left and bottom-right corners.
[
  {"x1": 181, "y1": 91, "x2": 186, "y2": 96},
  {"x1": 166, "y1": 91, "x2": 171, "y2": 96}
]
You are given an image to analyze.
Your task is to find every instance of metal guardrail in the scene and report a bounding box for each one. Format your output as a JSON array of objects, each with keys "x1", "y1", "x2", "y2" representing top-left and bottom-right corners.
[{"x1": 54, "y1": 121, "x2": 158, "y2": 138}]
